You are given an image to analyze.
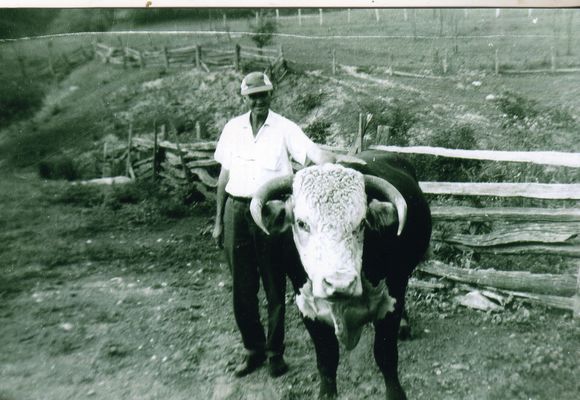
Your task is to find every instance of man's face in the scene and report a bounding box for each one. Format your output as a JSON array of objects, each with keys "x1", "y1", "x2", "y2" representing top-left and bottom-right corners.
[{"x1": 247, "y1": 91, "x2": 272, "y2": 119}]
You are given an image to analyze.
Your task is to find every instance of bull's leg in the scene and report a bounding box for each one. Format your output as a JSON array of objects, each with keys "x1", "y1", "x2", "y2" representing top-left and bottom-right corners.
[
  {"x1": 373, "y1": 291, "x2": 407, "y2": 400},
  {"x1": 302, "y1": 317, "x2": 339, "y2": 400}
]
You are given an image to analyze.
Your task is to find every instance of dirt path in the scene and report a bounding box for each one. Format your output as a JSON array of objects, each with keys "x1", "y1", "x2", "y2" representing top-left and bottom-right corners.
[{"x1": 0, "y1": 174, "x2": 579, "y2": 400}]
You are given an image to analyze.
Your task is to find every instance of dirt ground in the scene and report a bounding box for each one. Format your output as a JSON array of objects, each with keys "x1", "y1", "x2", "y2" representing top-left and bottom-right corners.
[{"x1": 0, "y1": 172, "x2": 579, "y2": 400}]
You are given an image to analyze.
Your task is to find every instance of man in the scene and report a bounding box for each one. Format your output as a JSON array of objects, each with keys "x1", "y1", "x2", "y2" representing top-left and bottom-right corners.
[{"x1": 212, "y1": 71, "x2": 334, "y2": 378}]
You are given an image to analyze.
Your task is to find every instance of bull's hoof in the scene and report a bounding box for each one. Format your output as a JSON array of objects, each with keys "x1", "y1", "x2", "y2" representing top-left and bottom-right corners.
[
  {"x1": 398, "y1": 317, "x2": 411, "y2": 341},
  {"x1": 318, "y1": 376, "x2": 338, "y2": 400}
]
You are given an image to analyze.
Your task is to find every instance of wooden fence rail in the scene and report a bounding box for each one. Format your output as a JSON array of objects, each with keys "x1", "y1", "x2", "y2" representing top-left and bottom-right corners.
[{"x1": 113, "y1": 118, "x2": 580, "y2": 315}]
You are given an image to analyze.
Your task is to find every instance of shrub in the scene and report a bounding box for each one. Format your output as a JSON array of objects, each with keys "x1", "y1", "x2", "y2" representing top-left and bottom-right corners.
[
  {"x1": 250, "y1": 14, "x2": 277, "y2": 49},
  {"x1": 360, "y1": 99, "x2": 417, "y2": 146},
  {"x1": 413, "y1": 124, "x2": 481, "y2": 182},
  {"x1": 47, "y1": 10, "x2": 114, "y2": 33},
  {"x1": 497, "y1": 90, "x2": 538, "y2": 121},
  {"x1": 304, "y1": 120, "x2": 331, "y2": 145},
  {"x1": 294, "y1": 92, "x2": 324, "y2": 114},
  {"x1": 38, "y1": 156, "x2": 79, "y2": 181},
  {"x1": 0, "y1": 79, "x2": 45, "y2": 128}
]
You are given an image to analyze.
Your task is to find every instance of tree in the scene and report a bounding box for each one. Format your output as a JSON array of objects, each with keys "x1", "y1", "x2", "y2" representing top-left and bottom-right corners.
[{"x1": 250, "y1": 12, "x2": 277, "y2": 50}]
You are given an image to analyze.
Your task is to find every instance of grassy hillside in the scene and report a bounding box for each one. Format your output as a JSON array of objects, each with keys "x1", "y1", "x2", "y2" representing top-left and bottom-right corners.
[{"x1": 0, "y1": 8, "x2": 578, "y2": 180}]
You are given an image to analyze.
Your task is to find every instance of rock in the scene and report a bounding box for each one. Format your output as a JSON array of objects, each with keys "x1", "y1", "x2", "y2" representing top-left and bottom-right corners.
[
  {"x1": 455, "y1": 290, "x2": 503, "y2": 312},
  {"x1": 485, "y1": 94, "x2": 496, "y2": 101}
]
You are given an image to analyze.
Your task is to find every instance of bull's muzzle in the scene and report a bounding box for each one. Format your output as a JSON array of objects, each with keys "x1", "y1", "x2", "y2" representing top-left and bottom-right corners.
[{"x1": 321, "y1": 272, "x2": 361, "y2": 298}]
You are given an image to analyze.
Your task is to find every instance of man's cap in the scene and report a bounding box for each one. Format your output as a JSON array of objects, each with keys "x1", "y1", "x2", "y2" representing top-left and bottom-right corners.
[{"x1": 240, "y1": 72, "x2": 273, "y2": 96}]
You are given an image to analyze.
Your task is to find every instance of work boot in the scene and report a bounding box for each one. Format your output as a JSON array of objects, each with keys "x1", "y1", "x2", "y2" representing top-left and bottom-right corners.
[
  {"x1": 268, "y1": 355, "x2": 289, "y2": 378},
  {"x1": 234, "y1": 353, "x2": 266, "y2": 378}
]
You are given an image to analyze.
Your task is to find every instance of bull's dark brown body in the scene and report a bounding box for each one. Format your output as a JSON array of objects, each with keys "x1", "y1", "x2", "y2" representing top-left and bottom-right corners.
[{"x1": 283, "y1": 150, "x2": 432, "y2": 400}]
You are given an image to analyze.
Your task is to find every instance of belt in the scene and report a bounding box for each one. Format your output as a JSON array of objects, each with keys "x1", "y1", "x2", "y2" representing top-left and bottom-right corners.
[{"x1": 229, "y1": 195, "x2": 252, "y2": 203}]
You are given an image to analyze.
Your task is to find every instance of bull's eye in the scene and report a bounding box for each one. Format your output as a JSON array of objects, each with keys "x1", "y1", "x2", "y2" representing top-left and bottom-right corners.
[{"x1": 296, "y1": 219, "x2": 311, "y2": 233}]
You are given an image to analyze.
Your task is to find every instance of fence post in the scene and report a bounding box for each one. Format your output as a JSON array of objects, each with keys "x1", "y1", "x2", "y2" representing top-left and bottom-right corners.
[
  {"x1": 319, "y1": 9, "x2": 323, "y2": 26},
  {"x1": 195, "y1": 121, "x2": 201, "y2": 140},
  {"x1": 223, "y1": 13, "x2": 227, "y2": 28},
  {"x1": 574, "y1": 265, "x2": 580, "y2": 320},
  {"x1": 298, "y1": 9, "x2": 302, "y2": 26},
  {"x1": 376, "y1": 125, "x2": 390, "y2": 145},
  {"x1": 332, "y1": 48, "x2": 336, "y2": 75},
  {"x1": 528, "y1": 9, "x2": 533, "y2": 18},
  {"x1": 138, "y1": 50, "x2": 144, "y2": 69},
  {"x1": 566, "y1": 10, "x2": 574, "y2": 56},
  {"x1": 348, "y1": 8, "x2": 351, "y2": 24},
  {"x1": 163, "y1": 46, "x2": 169, "y2": 69},
  {"x1": 495, "y1": 9, "x2": 501, "y2": 18},
  {"x1": 117, "y1": 37, "x2": 127, "y2": 69},
  {"x1": 153, "y1": 121, "x2": 159, "y2": 182},
  {"x1": 375, "y1": 9, "x2": 380, "y2": 23},
  {"x1": 234, "y1": 44, "x2": 241, "y2": 71},
  {"x1": 550, "y1": 46, "x2": 556, "y2": 72},
  {"x1": 276, "y1": 9, "x2": 279, "y2": 22},
  {"x1": 126, "y1": 121, "x2": 135, "y2": 179},
  {"x1": 195, "y1": 45, "x2": 201, "y2": 70},
  {"x1": 403, "y1": 9, "x2": 408, "y2": 22},
  {"x1": 255, "y1": 11, "x2": 259, "y2": 25},
  {"x1": 102, "y1": 142, "x2": 111, "y2": 177},
  {"x1": 412, "y1": 9, "x2": 417, "y2": 41},
  {"x1": 47, "y1": 41, "x2": 56, "y2": 79},
  {"x1": 495, "y1": 48, "x2": 499, "y2": 75},
  {"x1": 443, "y1": 50, "x2": 448, "y2": 74}
]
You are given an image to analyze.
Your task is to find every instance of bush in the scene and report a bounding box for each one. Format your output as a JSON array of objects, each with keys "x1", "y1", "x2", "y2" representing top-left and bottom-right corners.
[
  {"x1": 304, "y1": 120, "x2": 331, "y2": 145},
  {"x1": 294, "y1": 92, "x2": 324, "y2": 114},
  {"x1": 47, "y1": 10, "x2": 114, "y2": 33},
  {"x1": 0, "y1": 79, "x2": 45, "y2": 128},
  {"x1": 497, "y1": 90, "x2": 538, "y2": 122},
  {"x1": 413, "y1": 124, "x2": 481, "y2": 182},
  {"x1": 361, "y1": 99, "x2": 417, "y2": 146},
  {"x1": 250, "y1": 14, "x2": 277, "y2": 49},
  {"x1": 38, "y1": 156, "x2": 79, "y2": 181}
]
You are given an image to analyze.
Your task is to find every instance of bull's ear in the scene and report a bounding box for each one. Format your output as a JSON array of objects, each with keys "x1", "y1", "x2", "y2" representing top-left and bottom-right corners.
[
  {"x1": 261, "y1": 199, "x2": 294, "y2": 236},
  {"x1": 366, "y1": 199, "x2": 398, "y2": 232}
]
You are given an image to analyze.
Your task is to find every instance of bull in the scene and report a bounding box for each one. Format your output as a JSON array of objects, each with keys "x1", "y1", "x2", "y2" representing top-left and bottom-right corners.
[{"x1": 249, "y1": 150, "x2": 432, "y2": 400}]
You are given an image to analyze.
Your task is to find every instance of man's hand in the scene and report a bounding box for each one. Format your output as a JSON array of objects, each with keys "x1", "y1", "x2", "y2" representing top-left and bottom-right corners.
[{"x1": 212, "y1": 220, "x2": 224, "y2": 249}]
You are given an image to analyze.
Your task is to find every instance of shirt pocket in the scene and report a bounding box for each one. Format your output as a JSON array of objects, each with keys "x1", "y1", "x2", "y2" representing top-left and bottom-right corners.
[{"x1": 258, "y1": 142, "x2": 283, "y2": 171}]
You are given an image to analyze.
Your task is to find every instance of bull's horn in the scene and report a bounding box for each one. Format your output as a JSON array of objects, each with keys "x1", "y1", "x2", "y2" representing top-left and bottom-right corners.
[
  {"x1": 363, "y1": 175, "x2": 408, "y2": 236},
  {"x1": 250, "y1": 175, "x2": 293, "y2": 235}
]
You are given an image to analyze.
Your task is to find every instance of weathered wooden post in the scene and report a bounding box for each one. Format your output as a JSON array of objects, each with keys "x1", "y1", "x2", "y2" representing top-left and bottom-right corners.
[
  {"x1": 495, "y1": 9, "x2": 501, "y2": 18},
  {"x1": 255, "y1": 11, "x2": 259, "y2": 25},
  {"x1": 332, "y1": 48, "x2": 336, "y2": 75},
  {"x1": 528, "y1": 9, "x2": 533, "y2": 18},
  {"x1": 347, "y1": 8, "x2": 351, "y2": 24},
  {"x1": 195, "y1": 121, "x2": 201, "y2": 140},
  {"x1": 412, "y1": 9, "x2": 417, "y2": 41},
  {"x1": 403, "y1": 9, "x2": 408, "y2": 22},
  {"x1": 138, "y1": 50, "x2": 144, "y2": 69},
  {"x1": 117, "y1": 36, "x2": 127, "y2": 69},
  {"x1": 574, "y1": 265, "x2": 580, "y2": 320},
  {"x1": 153, "y1": 121, "x2": 159, "y2": 182},
  {"x1": 298, "y1": 9, "x2": 302, "y2": 26},
  {"x1": 47, "y1": 41, "x2": 56, "y2": 79},
  {"x1": 376, "y1": 125, "x2": 391, "y2": 145},
  {"x1": 566, "y1": 10, "x2": 574, "y2": 56},
  {"x1": 195, "y1": 45, "x2": 201, "y2": 70},
  {"x1": 102, "y1": 142, "x2": 111, "y2": 177},
  {"x1": 223, "y1": 13, "x2": 227, "y2": 28},
  {"x1": 495, "y1": 48, "x2": 499, "y2": 75},
  {"x1": 276, "y1": 9, "x2": 279, "y2": 22},
  {"x1": 234, "y1": 44, "x2": 241, "y2": 71},
  {"x1": 375, "y1": 9, "x2": 380, "y2": 23},
  {"x1": 126, "y1": 121, "x2": 135, "y2": 179},
  {"x1": 163, "y1": 46, "x2": 169, "y2": 70},
  {"x1": 319, "y1": 9, "x2": 323, "y2": 26},
  {"x1": 550, "y1": 46, "x2": 556, "y2": 72},
  {"x1": 443, "y1": 50, "x2": 448, "y2": 74}
]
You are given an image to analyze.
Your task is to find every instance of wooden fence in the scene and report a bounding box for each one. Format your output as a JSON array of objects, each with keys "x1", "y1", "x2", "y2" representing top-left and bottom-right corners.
[
  {"x1": 108, "y1": 117, "x2": 580, "y2": 317},
  {"x1": 94, "y1": 41, "x2": 285, "y2": 75}
]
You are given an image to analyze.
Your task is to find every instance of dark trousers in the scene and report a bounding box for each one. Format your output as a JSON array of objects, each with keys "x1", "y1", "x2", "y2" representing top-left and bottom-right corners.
[{"x1": 223, "y1": 196, "x2": 287, "y2": 358}]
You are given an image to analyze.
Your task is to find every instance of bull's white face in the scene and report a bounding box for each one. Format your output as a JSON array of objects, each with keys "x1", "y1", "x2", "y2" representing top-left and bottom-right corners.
[{"x1": 291, "y1": 164, "x2": 367, "y2": 299}]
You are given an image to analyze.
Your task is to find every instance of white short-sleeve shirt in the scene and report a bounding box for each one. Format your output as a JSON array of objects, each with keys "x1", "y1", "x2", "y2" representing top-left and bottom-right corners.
[{"x1": 214, "y1": 110, "x2": 318, "y2": 198}]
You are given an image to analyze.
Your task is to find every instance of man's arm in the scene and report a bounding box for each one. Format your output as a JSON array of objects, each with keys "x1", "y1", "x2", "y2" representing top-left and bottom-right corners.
[
  {"x1": 212, "y1": 167, "x2": 230, "y2": 247},
  {"x1": 305, "y1": 145, "x2": 337, "y2": 166}
]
